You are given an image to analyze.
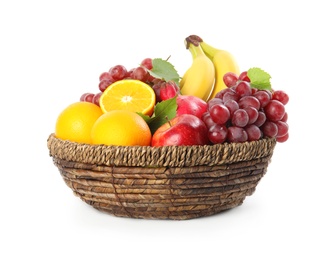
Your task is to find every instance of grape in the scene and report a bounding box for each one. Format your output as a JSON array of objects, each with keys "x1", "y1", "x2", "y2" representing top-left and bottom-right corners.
[
  {"x1": 244, "y1": 107, "x2": 259, "y2": 124},
  {"x1": 202, "y1": 112, "x2": 216, "y2": 129},
  {"x1": 281, "y1": 112, "x2": 288, "y2": 122},
  {"x1": 238, "y1": 96, "x2": 260, "y2": 110},
  {"x1": 99, "y1": 72, "x2": 113, "y2": 81},
  {"x1": 207, "y1": 98, "x2": 223, "y2": 110},
  {"x1": 145, "y1": 73, "x2": 156, "y2": 84},
  {"x1": 223, "y1": 72, "x2": 238, "y2": 88},
  {"x1": 223, "y1": 91, "x2": 239, "y2": 102},
  {"x1": 109, "y1": 65, "x2": 127, "y2": 81},
  {"x1": 215, "y1": 88, "x2": 235, "y2": 99},
  {"x1": 208, "y1": 124, "x2": 228, "y2": 144},
  {"x1": 264, "y1": 100, "x2": 285, "y2": 121},
  {"x1": 224, "y1": 99, "x2": 239, "y2": 115},
  {"x1": 276, "y1": 133, "x2": 289, "y2": 143},
  {"x1": 235, "y1": 81, "x2": 252, "y2": 97},
  {"x1": 80, "y1": 93, "x2": 87, "y2": 102},
  {"x1": 131, "y1": 66, "x2": 149, "y2": 82},
  {"x1": 231, "y1": 109, "x2": 249, "y2": 127},
  {"x1": 99, "y1": 79, "x2": 113, "y2": 92},
  {"x1": 140, "y1": 58, "x2": 156, "y2": 83},
  {"x1": 227, "y1": 126, "x2": 248, "y2": 143},
  {"x1": 140, "y1": 58, "x2": 153, "y2": 70},
  {"x1": 245, "y1": 125, "x2": 262, "y2": 141},
  {"x1": 254, "y1": 111, "x2": 266, "y2": 127},
  {"x1": 265, "y1": 90, "x2": 272, "y2": 100},
  {"x1": 126, "y1": 68, "x2": 134, "y2": 79},
  {"x1": 80, "y1": 93, "x2": 94, "y2": 103},
  {"x1": 276, "y1": 121, "x2": 289, "y2": 137},
  {"x1": 152, "y1": 78, "x2": 163, "y2": 85},
  {"x1": 209, "y1": 104, "x2": 231, "y2": 125},
  {"x1": 238, "y1": 71, "x2": 250, "y2": 82},
  {"x1": 261, "y1": 121, "x2": 278, "y2": 138},
  {"x1": 251, "y1": 88, "x2": 258, "y2": 95},
  {"x1": 273, "y1": 90, "x2": 289, "y2": 105},
  {"x1": 92, "y1": 92, "x2": 102, "y2": 106},
  {"x1": 254, "y1": 90, "x2": 271, "y2": 108}
]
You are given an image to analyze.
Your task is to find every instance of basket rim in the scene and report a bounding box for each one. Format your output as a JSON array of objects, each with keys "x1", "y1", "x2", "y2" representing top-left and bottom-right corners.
[{"x1": 47, "y1": 133, "x2": 276, "y2": 168}]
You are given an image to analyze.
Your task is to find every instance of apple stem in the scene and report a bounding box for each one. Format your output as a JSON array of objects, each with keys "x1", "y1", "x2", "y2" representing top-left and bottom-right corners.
[{"x1": 165, "y1": 116, "x2": 172, "y2": 127}]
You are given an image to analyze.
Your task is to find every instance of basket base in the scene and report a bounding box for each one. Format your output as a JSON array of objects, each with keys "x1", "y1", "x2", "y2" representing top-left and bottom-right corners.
[
  {"x1": 48, "y1": 134, "x2": 276, "y2": 220},
  {"x1": 56, "y1": 159, "x2": 265, "y2": 220},
  {"x1": 83, "y1": 196, "x2": 246, "y2": 220}
]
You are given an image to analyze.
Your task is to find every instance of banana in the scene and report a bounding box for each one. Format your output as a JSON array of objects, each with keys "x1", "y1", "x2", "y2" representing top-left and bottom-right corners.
[
  {"x1": 199, "y1": 39, "x2": 240, "y2": 101},
  {"x1": 179, "y1": 38, "x2": 215, "y2": 101}
]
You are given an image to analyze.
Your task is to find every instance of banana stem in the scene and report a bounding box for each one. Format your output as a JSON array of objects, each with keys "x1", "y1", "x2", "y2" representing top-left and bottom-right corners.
[
  {"x1": 185, "y1": 35, "x2": 205, "y2": 59},
  {"x1": 185, "y1": 35, "x2": 202, "y2": 47}
]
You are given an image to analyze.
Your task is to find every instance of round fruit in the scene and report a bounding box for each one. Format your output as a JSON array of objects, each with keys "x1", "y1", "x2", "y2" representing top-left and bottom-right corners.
[
  {"x1": 91, "y1": 110, "x2": 151, "y2": 146},
  {"x1": 140, "y1": 58, "x2": 153, "y2": 70},
  {"x1": 80, "y1": 93, "x2": 95, "y2": 102},
  {"x1": 99, "y1": 79, "x2": 156, "y2": 116},
  {"x1": 55, "y1": 101, "x2": 103, "y2": 144},
  {"x1": 264, "y1": 100, "x2": 285, "y2": 121},
  {"x1": 109, "y1": 65, "x2": 127, "y2": 81},
  {"x1": 223, "y1": 72, "x2": 238, "y2": 88},
  {"x1": 130, "y1": 66, "x2": 150, "y2": 82}
]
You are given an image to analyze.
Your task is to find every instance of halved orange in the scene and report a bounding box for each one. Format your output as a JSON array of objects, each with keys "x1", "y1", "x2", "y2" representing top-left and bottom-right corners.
[{"x1": 99, "y1": 79, "x2": 156, "y2": 116}]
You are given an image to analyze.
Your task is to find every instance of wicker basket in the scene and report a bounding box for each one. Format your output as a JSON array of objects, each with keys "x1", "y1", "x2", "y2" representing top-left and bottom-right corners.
[{"x1": 47, "y1": 133, "x2": 276, "y2": 220}]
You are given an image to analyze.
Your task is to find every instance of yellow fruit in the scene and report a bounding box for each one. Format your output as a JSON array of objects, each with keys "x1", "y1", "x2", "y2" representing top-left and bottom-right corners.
[
  {"x1": 199, "y1": 40, "x2": 240, "y2": 101},
  {"x1": 180, "y1": 39, "x2": 215, "y2": 101},
  {"x1": 99, "y1": 79, "x2": 156, "y2": 116},
  {"x1": 91, "y1": 110, "x2": 151, "y2": 146},
  {"x1": 55, "y1": 101, "x2": 103, "y2": 144}
]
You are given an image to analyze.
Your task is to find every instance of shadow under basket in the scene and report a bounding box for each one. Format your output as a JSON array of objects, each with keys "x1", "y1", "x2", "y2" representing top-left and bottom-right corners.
[{"x1": 47, "y1": 133, "x2": 276, "y2": 220}]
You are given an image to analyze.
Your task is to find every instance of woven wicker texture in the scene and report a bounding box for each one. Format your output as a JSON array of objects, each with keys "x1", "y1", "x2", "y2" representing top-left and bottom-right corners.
[{"x1": 47, "y1": 133, "x2": 276, "y2": 220}]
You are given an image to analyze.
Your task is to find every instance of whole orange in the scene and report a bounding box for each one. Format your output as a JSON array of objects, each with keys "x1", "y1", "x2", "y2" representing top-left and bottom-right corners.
[
  {"x1": 91, "y1": 110, "x2": 151, "y2": 146},
  {"x1": 55, "y1": 101, "x2": 103, "y2": 144}
]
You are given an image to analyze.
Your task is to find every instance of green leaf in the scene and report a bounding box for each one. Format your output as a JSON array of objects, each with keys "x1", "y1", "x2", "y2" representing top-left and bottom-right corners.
[
  {"x1": 149, "y1": 58, "x2": 180, "y2": 84},
  {"x1": 247, "y1": 67, "x2": 272, "y2": 90},
  {"x1": 137, "y1": 96, "x2": 177, "y2": 134}
]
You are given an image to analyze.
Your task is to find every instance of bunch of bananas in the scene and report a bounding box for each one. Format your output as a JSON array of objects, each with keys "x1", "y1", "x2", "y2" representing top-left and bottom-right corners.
[{"x1": 180, "y1": 35, "x2": 240, "y2": 101}]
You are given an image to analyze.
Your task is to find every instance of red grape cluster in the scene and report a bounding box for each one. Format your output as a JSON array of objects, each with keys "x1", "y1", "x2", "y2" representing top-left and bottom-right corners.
[
  {"x1": 80, "y1": 58, "x2": 155, "y2": 106},
  {"x1": 202, "y1": 72, "x2": 289, "y2": 144}
]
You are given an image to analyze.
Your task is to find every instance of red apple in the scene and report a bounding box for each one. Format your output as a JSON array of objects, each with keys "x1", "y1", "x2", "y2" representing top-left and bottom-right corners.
[
  {"x1": 151, "y1": 114, "x2": 210, "y2": 146},
  {"x1": 176, "y1": 95, "x2": 207, "y2": 119},
  {"x1": 152, "y1": 80, "x2": 180, "y2": 102},
  {"x1": 160, "y1": 81, "x2": 179, "y2": 101}
]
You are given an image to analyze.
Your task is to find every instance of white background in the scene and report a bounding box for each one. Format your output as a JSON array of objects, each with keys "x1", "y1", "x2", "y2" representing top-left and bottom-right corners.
[{"x1": 1, "y1": 0, "x2": 327, "y2": 259}]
